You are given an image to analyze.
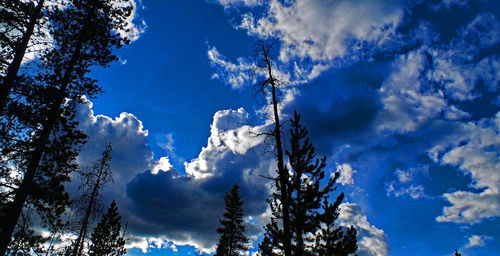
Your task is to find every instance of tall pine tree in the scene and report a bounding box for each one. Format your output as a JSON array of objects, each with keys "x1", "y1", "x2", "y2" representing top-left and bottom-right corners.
[
  {"x1": 88, "y1": 200, "x2": 126, "y2": 256},
  {"x1": 259, "y1": 112, "x2": 357, "y2": 256},
  {"x1": 215, "y1": 184, "x2": 249, "y2": 256},
  {"x1": 0, "y1": 0, "x2": 133, "y2": 254}
]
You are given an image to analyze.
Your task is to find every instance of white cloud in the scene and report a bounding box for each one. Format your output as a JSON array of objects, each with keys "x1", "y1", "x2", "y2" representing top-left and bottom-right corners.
[
  {"x1": 239, "y1": 0, "x2": 403, "y2": 63},
  {"x1": 152, "y1": 156, "x2": 173, "y2": 174},
  {"x1": 76, "y1": 97, "x2": 152, "y2": 194},
  {"x1": 396, "y1": 169, "x2": 413, "y2": 183},
  {"x1": 115, "y1": 0, "x2": 147, "y2": 42},
  {"x1": 211, "y1": 0, "x2": 263, "y2": 7},
  {"x1": 376, "y1": 49, "x2": 450, "y2": 133},
  {"x1": 184, "y1": 108, "x2": 266, "y2": 179},
  {"x1": 431, "y1": 112, "x2": 500, "y2": 224},
  {"x1": 465, "y1": 235, "x2": 487, "y2": 248},
  {"x1": 336, "y1": 163, "x2": 356, "y2": 186},
  {"x1": 386, "y1": 182, "x2": 426, "y2": 200},
  {"x1": 207, "y1": 47, "x2": 255, "y2": 89},
  {"x1": 339, "y1": 202, "x2": 388, "y2": 256}
]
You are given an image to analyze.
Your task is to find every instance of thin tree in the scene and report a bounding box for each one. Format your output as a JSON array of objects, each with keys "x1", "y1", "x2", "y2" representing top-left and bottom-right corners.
[
  {"x1": 254, "y1": 39, "x2": 293, "y2": 256},
  {"x1": 215, "y1": 184, "x2": 249, "y2": 256},
  {"x1": 88, "y1": 200, "x2": 126, "y2": 256},
  {"x1": 0, "y1": 1, "x2": 132, "y2": 254},
  {"x1": 69, "y1": 143, "x2": 114, "y2": 256}
]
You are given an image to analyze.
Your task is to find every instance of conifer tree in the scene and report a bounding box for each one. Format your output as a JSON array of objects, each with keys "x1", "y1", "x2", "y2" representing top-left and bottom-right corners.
[
  {"x1": 0, "y1": 0, "x2": 48, "y2": 109},
  {"x1": 88, "y1": 200, "x2": 126, "y2": 256},
  {"x1": 314, "y1": 194, "x2": 357, "y2": 256},
  {"x1": 215, "y1": 184, "x2": 249, "y2": 256},
  {"x1": 0, "y1": 0, "x2": 133, "y2": 254},
  {"x1": 259, "y1": 112, "x2": 357, "y2": 256}
]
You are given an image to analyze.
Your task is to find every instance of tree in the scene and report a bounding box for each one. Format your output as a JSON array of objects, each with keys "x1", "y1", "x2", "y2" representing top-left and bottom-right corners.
[
  {"x1": 88, "y1": 200, "x2": 126, "y2": 256},
  {"x1": 0, "y1": 0, "x2": 133, "y2": 254},
  {"x1": 69, "y1": 143, "x2": 114, "y2": 256},
  {"x1": 259, "y1": 112, "x2": 357, "y2": 256},
  {"x1": 314, "y1": 194, "x2": 357, "y2": 256},
  {"x1": 255, "y1": 39, "x2": 293, "y2": 256},
  {"x1": 454, "y1": 249, "x2": 461, "y2": 256},
  {"x1": 0, "y1": 0, "x2": 48, "y2": 110},
  {"x1": 215, "y1": 184, "x2": 249, "y2": 256}
]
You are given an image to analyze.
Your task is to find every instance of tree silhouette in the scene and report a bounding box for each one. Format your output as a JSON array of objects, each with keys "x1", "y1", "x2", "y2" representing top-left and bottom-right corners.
[
  {"x1": 0, "y1": 0, "x2": 132, "y2": 254},
  {"x1": 69, "y1": 143, "x2": 114, "y2": 256},
  {"x1": 254, "y1": 39, "x2": 293, "y2": 256},
  {"x1": 260, "y1": 112, "x2": 357, "y2": 256},
  {"x1": 88, "y1": 200, "x2": 126, "y2": 256},
  {"x1": 0, "y1": 0, "x2": 47, "y2": 110},
  {"x1": 215, "y1": 184, "x2": 249, "y2": 256}
]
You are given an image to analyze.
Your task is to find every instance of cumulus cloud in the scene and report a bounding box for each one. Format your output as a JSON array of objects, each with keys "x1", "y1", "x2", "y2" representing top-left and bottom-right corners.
[
  {"x1": 126, "y1": 107, "x2": 272, "y2": 253},
  {"x1": 76, "y1": 97, "x2": 152, "y2": 199},
  {"x1": 336, "y1": 163, "x2": 356, "y2": 186},
  {"x1": 184, "y1": 108, "x2": 266, "y2": 178},
  {"x1": 339, "y1": 203, "x2": 388, "y2": 256}
]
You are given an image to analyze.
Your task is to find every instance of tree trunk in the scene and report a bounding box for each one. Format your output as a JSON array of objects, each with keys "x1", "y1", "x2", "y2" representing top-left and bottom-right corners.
[
  {"x1": 0, "y1": 0, "x2": 46, "y2": 111},
  {"x1": 71, "y1": 164, "x2": 104, "y2": 256},
  {"x1": 261, "y1": 43, "x2": 293, "y2": 256},
  {"x1": 0, "y1": 23, "x2": 85, "y2": 256}
]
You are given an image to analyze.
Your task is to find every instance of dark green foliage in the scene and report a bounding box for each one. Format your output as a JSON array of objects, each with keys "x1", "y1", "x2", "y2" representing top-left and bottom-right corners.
[
  {"x1": 88, "y1": 200, "x2": 126, "y2": 256},
  {"x1": 259, "y1": 112, "x2": 357, "y2": 256},
  {"x1": 215, "y1": 184, "x2": 249, "y2": 256},
  {"x1": 454, "y1": 249, "x2": 461, "y2": 256}
]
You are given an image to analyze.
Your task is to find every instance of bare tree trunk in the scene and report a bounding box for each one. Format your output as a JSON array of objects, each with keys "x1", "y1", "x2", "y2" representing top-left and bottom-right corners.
[
  {"x1": 0, "y1": 0, "x2": 46, "y2": 111},
  {"x1": 260, "y1": 41, "x2": 293, "y2": 256},
  {"x1": 71, "y1": 164, "x2": 105, "y2": 256}
]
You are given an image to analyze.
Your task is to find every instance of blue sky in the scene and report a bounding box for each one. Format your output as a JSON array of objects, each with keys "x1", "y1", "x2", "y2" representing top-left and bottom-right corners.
[{"x1": 72, "y1": 0, "x2": 499, "y2": 255}]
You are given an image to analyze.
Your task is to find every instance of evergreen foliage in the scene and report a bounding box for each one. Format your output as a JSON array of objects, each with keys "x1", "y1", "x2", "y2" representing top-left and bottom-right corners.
[
  {"x1": 259, "y1": 112, "x2": 357, "y2": 256},
  {"x1": 88, "y1": 200, "x2": 126, "y2": 256},
  {"x1": 215, "y1": 184, "x2": 249, "y2": 256},
  {"x1": 0, "y1": 0, "x2": 133, "y2": 254}
]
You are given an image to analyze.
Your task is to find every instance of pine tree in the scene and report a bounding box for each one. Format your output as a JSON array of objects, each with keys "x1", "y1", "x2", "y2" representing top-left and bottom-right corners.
[
  {"x1": 88, "y1": 200, "x2": 126, "y2": 256},
  {"x1": 215, "y1": 184, "x2": 249, "y2": 256},
  {"x1": 0, "y1": 0, "x2": 48, "y2": 110},
  {"x1": 0, "y1": 0, "x2": 133, "y2": 254},
  {"x1": 259, "y1": 112, "x2": 357, "y2": 256},
  {"x1": 314, "y1": 194, "x2": 357, "y2": 256}
]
